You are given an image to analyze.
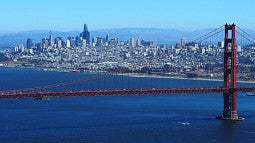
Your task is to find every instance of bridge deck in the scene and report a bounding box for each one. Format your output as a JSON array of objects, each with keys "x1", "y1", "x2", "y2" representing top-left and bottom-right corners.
[{"x1": 1, "y1": 87, "x2": 255, "y2": 99}]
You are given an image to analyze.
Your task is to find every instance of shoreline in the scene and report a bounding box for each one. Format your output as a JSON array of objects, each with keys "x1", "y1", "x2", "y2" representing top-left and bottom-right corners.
[
  {"x1": 1, "y1": 65, "x2": 255, "y2": 84},
  {"x1": 117, "y1": 73, "x2": 255, "y2": 84}
]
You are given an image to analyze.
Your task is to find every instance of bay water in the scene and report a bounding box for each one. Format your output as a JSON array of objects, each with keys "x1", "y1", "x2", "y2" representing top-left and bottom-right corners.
[{"x1": 0, "y1": 67, "x2": 254, "y2": 143}]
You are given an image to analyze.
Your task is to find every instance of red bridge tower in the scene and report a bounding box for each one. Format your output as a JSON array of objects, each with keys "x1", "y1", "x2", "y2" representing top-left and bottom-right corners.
[{"x1": 218, "y1": 23, "x2": 244, "y2": 120}]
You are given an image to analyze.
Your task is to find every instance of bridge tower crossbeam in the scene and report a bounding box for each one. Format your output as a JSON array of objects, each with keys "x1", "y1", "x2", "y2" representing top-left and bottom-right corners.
[{"x1": 218, "y1": 23, "x2": 244, "y2": 120}]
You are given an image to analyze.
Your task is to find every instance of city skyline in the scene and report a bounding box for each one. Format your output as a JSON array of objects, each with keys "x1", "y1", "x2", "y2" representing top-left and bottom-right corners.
[{"x1": 0, "y1": 0, "x2": 255, "y2": 34}]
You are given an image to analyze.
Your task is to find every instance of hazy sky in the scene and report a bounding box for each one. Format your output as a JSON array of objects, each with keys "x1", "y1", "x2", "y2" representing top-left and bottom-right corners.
[{"x1": 0, "y1": 0, "x2": 254, "y2": 33}]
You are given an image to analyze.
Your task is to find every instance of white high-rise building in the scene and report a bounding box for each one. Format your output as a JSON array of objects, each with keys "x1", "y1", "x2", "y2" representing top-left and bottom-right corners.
[
  {"x1": 82, "y1": 39, "x2": 87, "y2": 47},
  {"x1": 237, "y1": 46, "x2": 242, "y2": 52},
  {"x1": 130, "y1": 38, "x2": 135, "y2": 47},
  {"x1": 66, "y1": 39, "x2": 71, "y2": 48}
]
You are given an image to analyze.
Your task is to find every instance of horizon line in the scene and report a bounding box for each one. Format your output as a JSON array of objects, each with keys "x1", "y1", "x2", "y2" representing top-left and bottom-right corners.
[{"x1": 0, "y1": 27, "x2": 228, "y2": 35}]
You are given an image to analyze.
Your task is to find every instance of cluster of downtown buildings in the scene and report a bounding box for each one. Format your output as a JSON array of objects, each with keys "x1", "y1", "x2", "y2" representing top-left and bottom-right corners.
[
  {"x1": 2, "y1": 24, "x2": 255, "y2": 81},
  {"x1": 16, "y1": 24, "x2": 91, "y2": 53}
]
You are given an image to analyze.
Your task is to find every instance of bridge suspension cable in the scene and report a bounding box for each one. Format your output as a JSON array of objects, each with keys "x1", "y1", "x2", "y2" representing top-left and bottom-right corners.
[
  {"x1": 4, "y1": 52, "x2": 166, "y2": 92},
  {"x1": 189, "y1": 25, "x2": 225, "y2": 44},
  {"x1": 236, "y1": 25, "x2": 255, "y2": 45},
  {"x1": 236, "y1": 25, "x2": 255, "y2": 41},
  {"x1": 4, "y1": 25, "x2": 226, "y2": 93},
  {"x1": 7, "y1": 24, "x2": 255, "y2": 94}
]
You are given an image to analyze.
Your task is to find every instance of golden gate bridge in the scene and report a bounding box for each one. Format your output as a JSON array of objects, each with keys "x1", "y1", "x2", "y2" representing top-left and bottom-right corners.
[{"x1": 1, "y1": 23, "x2": 255, "y2": 121}]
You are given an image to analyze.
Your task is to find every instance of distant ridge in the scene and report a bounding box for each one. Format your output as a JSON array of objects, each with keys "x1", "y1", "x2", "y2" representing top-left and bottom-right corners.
[{"x1": 0, "y1": 28, "x2": 255, "y2": 47}]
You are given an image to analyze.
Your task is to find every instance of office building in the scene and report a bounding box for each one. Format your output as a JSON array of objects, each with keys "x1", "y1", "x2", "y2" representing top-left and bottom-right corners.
[
  {"x1": 55, "y1": 37, "x2": 62, "y2": 48},
  {"x1": 26, "y1": 38, "x2": 32, "y2": 49},
  {"x1": 130, "y1": 38, "x2": 135, "y2": 47},
  {"x1": 82, "y1": 39, "x2": 86, "y2": 47},
  {"x1": 82, "y1": 24, "x2": 90, "y2": 44},
  {"x1": 106, "y1": 34, "x2": 109, "y2": 41},
  {"x1": 49, "y1": 31, "x2": 52, "y2": 46},
  {"x1": 218, "y1": 41, "x2": 224, "y2": 48},
  {"x1": 181, "y1": 38, "x2": 186, "y2": 46},
  {"x1": 66, "y1": 39, "x2": 71, "y2": 48},
  {"x1": 42, "y1": 38, "x2": 48, "y2": 49}
]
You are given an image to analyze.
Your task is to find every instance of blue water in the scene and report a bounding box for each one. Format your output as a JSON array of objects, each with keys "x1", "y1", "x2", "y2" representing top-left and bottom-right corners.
[
  {"x1": 0, "y1": 47, "x2": 13, "y2": 51},
  {"x1": 0, "y1": 67, "x2": 255, "y2": 143}
]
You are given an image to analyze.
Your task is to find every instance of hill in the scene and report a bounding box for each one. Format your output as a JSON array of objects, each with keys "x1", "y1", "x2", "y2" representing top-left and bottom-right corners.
[{"x1": 0, "y1": 28, "x2": 254, "y2": 47}]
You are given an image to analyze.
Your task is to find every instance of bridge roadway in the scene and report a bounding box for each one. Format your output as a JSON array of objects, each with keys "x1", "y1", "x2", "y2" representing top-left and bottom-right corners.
[{"x1": 1, "y1": 87, "x2": 255, "y2": 99}]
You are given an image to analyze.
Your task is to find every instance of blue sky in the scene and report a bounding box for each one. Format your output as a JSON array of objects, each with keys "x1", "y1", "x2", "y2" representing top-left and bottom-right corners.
[{"x1": 0, "y1": 0, "x2": 254, "y2": 33}]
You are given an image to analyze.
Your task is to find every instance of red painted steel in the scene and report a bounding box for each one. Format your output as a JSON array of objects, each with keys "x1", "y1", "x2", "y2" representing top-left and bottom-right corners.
[
  {"x1": 0, "y1": 24, "x2": 254, "y2": 120},
  {"x1": 222, "y1": 24, "x2": 239, "y2": 120},
  {"x1": 1, "y1": 87, "x2": 255, "y2": 99}
]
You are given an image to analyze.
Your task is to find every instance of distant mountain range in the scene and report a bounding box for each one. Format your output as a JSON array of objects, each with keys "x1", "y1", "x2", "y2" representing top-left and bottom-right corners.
[{"x1": 0, "y1": 28, "x2": 255, "y2": 47}]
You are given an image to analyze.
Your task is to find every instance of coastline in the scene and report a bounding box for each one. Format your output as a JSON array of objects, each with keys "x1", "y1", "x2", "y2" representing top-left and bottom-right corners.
[
  {"x1": 1, "y1": 65, "x2": 255, "y2": 84},
  {"x1": 118, "y1": 73, "x2": 255, "y2": 83}
]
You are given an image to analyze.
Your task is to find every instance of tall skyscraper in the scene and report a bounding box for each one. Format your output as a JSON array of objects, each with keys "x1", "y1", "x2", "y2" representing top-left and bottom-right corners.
[
  {"x1": 82, "y1": 24, "x2": 90, "y2": 44},
  {"x1": 49, "y1": 31, "x2": 52, "y2": 46},
  {"x1": 26, "y1": 38, "x2": 32, "y2": 49},
  {"x1": 106, "y1": 34, "x2": 109, "y2": 41}
]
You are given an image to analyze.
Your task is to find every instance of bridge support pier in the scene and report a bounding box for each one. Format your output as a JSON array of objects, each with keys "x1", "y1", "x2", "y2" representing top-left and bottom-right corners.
[
  {"x1": 217, "y1": 23, "x2": 244, "y2": 121},
  {"x1": 217, "y1": 91, "x2": 243, "y2": 120}
]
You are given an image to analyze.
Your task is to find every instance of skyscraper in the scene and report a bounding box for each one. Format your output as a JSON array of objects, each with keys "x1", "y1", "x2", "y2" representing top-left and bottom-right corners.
[
  {"x1": 106, "y1": 34, "x2": 109, "y2": 41},
  {"x1": 82, "y1": 24, "x2": 90, "y2": 44},
  {"x1": 49, "y1": 31, "x2": 52, "y2": 46},
  {"x1": 26, "y1": 38, "x2": 32, "y2": 49},
  {"x1": 55, "y1": 37, "x2": 62, "y2": 48},
  {"x1": 130, "y1": 38, "x2": 135, "y2": 47},
  {"x1": 42, "y1": 38, "x2": 48, "y2": 49}
]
